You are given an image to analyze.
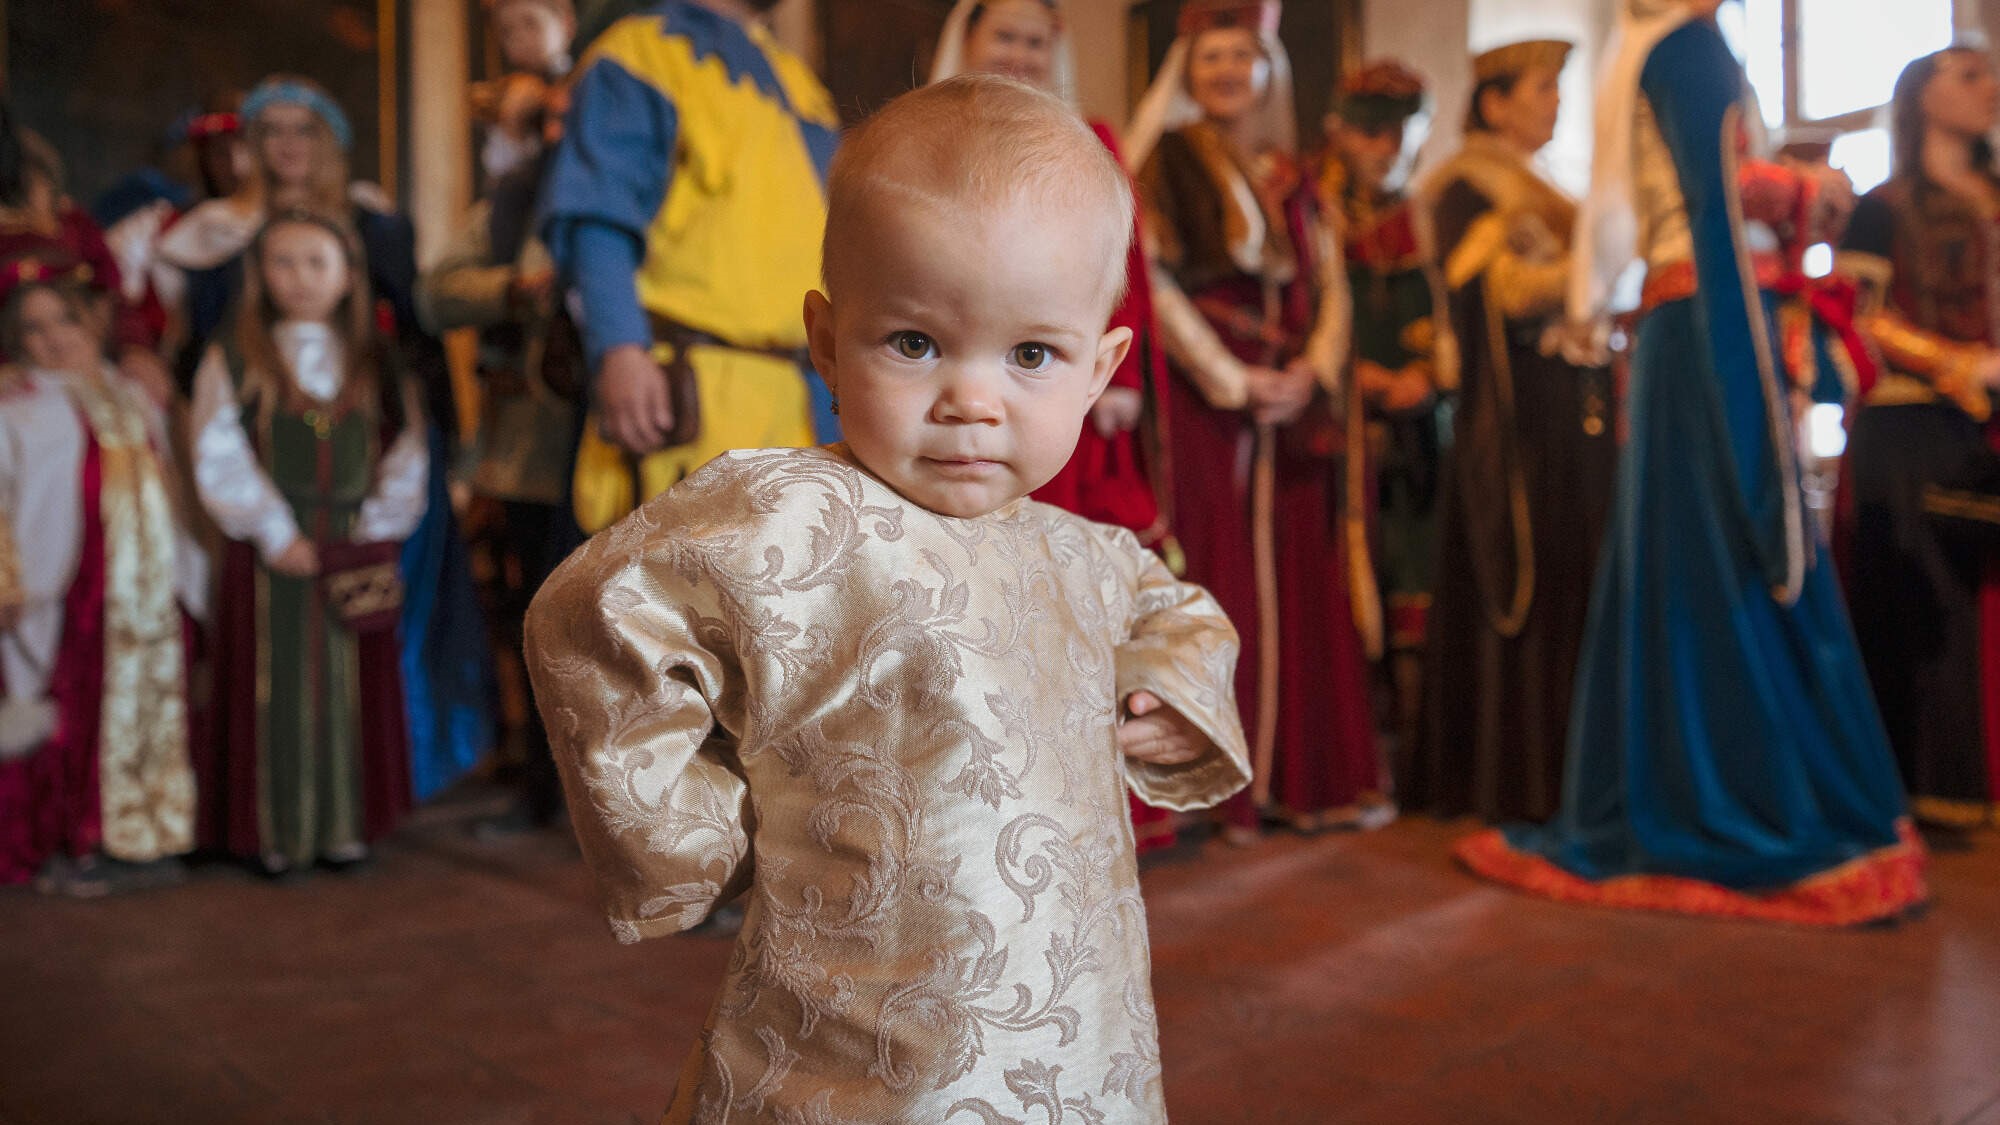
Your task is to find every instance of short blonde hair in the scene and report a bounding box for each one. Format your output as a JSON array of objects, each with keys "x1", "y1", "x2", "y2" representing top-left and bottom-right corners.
[{"x1": 823, "y1": 74, "x2": 1135, "y2": 309}]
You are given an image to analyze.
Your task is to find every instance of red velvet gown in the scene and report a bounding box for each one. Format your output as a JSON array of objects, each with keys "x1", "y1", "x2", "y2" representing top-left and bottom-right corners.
[{"x1": 1139, "y1": 124, "x2": 1384, "y2": 832}]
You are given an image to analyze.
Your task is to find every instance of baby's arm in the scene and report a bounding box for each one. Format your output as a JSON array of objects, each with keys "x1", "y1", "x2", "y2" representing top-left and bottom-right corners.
[
  {"x1": 1112, "y1": 539, "x2": 1252, "y2": 812},
  {"x1": 525, "y1": 507, "x2": 754, "y2": 944}
]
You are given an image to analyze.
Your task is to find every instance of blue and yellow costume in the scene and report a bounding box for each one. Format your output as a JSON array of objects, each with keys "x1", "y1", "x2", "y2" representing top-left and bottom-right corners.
[{"x1": 542, "y1": 1, "x2": 839, "y2": 533}]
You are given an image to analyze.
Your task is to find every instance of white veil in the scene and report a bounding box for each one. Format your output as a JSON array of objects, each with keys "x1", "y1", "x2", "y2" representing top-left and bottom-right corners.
[
  {"x1": 1122, "y1": 20, "x2": 1299, "y2": 172},
  {"x1": 1567, "y1": 0, "x2": 1702, "y2": 323},
  {"x1": 928, "y1": 0, "x2": 1080, "y2": 109}
]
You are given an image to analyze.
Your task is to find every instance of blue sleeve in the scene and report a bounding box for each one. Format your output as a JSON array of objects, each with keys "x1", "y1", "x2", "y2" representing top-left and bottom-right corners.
[
  {"x1": 540, "y1": 55, "x2": 678, "y2": 369},
  {"x1": 1642, "y1": 22, "x2": 1795, "y2": 590},
  {"x1": 570, "y1": 222, "x2": 651, "y2": 369}
]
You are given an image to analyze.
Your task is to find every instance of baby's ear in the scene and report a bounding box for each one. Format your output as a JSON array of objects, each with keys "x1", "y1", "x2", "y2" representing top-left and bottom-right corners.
[
  {"x1": 1088, "y1": 325, "x2": 1133, "y2": 404},
  {"x1": 804, "y1": 290, "x2": 837, "y2": 391}
]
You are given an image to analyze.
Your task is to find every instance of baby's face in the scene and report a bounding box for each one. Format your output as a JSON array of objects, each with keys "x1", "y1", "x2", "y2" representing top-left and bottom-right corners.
[{"x1": 807, "y1": 191, "x2": 1131, "y2": 519}]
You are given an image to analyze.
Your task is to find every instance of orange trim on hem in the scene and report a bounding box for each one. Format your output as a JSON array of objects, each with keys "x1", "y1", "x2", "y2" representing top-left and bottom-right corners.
[{"x1": 1454, "y1": 820, "x2": 1930, "y2": 928}]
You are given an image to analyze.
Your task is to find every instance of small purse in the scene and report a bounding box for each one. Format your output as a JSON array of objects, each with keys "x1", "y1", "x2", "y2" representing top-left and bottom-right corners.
[
  {"x1": 646, "y1": 315, "x2": 707, "y2": 450},
  {"x1": 317, "y1": 540, "x2": 405, "y2": 635}
]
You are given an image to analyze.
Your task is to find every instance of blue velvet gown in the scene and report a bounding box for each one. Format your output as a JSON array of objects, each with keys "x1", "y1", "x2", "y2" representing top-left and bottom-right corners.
[{"x1": 1458, "y1": 20, "x2": 1925, "y2": 924}]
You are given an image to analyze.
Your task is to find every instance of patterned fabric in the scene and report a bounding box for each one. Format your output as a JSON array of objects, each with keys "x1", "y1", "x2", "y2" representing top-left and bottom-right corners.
[
  {"x1": 68, "y1": 376, "x2": 192, "y2": 861},
  {"x1": 0, "y1": 367, "x2": 195, "y2": 878},
  {"x1": 527, "y1": 446, "x2": 1249, "y2": 1121}
]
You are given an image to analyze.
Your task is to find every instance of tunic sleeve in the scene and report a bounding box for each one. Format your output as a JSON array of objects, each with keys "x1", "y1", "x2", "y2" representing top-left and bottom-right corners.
[
  {"x1": 189, "y1": 346, "x2": 301, "y2": 563},
  {"x1": 1436, "y1": 180, "x2": 1568, "y2": 322},
  {"x1": 1138, "y1": 140, "x2": 1252, "y2": 410},
  {"x1": 541, "y1": 45, "x2": 680, "y2": 370},
  {"x1": 1112, "y1": 537, "x2": 1251, "y2": 811},
  {"x1": 525, "y1": 500, "x2": 754, "y2": 944},
  {"x1": 353, "y1": 415, "x2": 431, "y2": 544}
]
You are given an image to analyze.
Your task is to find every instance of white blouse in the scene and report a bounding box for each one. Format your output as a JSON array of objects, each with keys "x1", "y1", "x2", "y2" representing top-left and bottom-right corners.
[{"x1": 190, "y1": 321, "x2": 429, "y2": 563}]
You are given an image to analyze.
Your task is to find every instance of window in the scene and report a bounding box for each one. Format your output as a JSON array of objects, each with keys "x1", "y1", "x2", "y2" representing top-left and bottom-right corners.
[{"x1": 1718, "y1": 0, "x2": 1959, "y2": 193}]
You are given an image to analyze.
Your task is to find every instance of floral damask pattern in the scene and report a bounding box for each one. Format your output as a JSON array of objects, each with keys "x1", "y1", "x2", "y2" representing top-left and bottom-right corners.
[{"x1": 526, "y1": 447, "x2": 1249, "y2": 1122}]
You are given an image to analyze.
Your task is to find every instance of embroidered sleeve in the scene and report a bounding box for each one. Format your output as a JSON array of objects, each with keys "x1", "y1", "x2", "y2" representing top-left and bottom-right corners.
[
  {"x1": 1303, "y1": 210, "x2": 1353, "y2": 395},
  {"x1": 1839, "y1": 194, "x2": 1993, "y2": 420},
  {"x1": 1113, "y1": 533, "x2": 1251, "y2": 811},
  {"x1": 1147, "y1": 264, "x2": 1251, "y2": 410},
  {"x1": 525, "y1": 487, "x2": 754, "y2": 944},
  {"x1": 189, "y1": 346, "x2": 302, "y2": 563}
]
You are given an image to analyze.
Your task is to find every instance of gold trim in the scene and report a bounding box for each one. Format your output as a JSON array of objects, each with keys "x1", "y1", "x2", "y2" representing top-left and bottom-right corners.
[
  {"x1": 1444, "y1": 214, "x2": 1510, "y2": 291},
  {"x1": 1721, "y1": 103, "x2": 1807, "y2": 607},
  {"x1": 1344, "y1": 370, "x2": 1385, "y2": 662},
  {"x1": 1249, "y1": 423, "x2": 1280, "y2": 804},
  {"x1": 1923, "y1": 487, "x2": 2000, "y2": 525},
  {"x1": 1910, "y1": 795, "x2": 2000, "y2": 830},
  {"x1": 1477, "y1": 285, "x2": 1536, "y2": 638}
]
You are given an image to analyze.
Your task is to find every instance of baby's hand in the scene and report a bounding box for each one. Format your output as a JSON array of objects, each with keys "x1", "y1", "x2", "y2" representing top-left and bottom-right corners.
[{"x1": 1118, "y1": 691, "x2": 1209, "y2": 766}]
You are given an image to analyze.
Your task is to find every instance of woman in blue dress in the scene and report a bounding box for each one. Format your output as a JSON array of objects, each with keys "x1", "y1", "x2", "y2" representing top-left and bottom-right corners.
[{"x1": 1456, "y1": 0, "x2": 1928, "y2": 925}]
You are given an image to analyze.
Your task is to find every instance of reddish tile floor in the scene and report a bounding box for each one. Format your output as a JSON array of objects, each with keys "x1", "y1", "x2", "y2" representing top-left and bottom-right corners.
[{"x1": 3, "y1": 790, "x2": 1997, "y2": 1125}]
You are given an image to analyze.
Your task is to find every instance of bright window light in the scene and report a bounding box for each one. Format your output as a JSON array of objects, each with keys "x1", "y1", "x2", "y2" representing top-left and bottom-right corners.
[
  {"x1": 1831, "y1": 127, "x2": 1894, "y2": 195},
  {"x1": 1800, "y1": 0, "x2": 1954, "y2": 121},
  {"x1": 1718, "y1": 0, "x2": 1787, "y2": 130},
  {"x1": 1809, "y1": 403, "x2": 1849, "y2": 460}
]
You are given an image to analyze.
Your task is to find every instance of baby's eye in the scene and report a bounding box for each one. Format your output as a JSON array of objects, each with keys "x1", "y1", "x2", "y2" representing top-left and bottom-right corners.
[
  {"x1": 1011, "y1": 343, "x2": 1053, "y2": 372},
  {"x1": 890, "y1": 332, "x2": 937, "y2": 361}
]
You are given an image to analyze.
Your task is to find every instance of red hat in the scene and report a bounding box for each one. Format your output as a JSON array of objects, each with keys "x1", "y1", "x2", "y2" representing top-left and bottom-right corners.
[
  {"x1": 0, "y1": 251, "x2": 93, "y2": 309},
  {"x1": 1178, "y1": 0, "x2": 1281, "y2": 39},
  {"x1": 184, "y1": 112, "x2": 242, "y2": 142}
]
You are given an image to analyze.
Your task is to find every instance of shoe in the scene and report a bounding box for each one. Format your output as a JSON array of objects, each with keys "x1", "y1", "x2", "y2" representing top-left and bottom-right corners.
[
  {"x1": 49, "y1": 855, "x2": 113, "y2": 899},
  {"x1": 1221, "y1": 825, "x2": 1261, "y2": 848},
  {"x1": 321, "y1": 843, "x2": 372, "y2": 872},
  {"x1": 100, "y1": 857, "x2": 188, "y2": 894}
]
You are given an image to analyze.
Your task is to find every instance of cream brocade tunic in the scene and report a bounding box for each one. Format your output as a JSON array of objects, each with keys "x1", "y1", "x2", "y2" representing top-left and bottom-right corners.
[{"x1": 527, "y1": 446, "x2": 1250, "y2": 1124}]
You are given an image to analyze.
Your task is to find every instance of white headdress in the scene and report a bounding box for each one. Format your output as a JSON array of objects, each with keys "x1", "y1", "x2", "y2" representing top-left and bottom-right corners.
[
  {"x1": 1568, "y1": 0, "x2": 1704, "y2": 322},
  {"x1": 928, "y1": 0, "x2": 1079, "y2": 109},
  {"x1": 1122, "y1": 0, "x2": 1298, "y2": 172}
]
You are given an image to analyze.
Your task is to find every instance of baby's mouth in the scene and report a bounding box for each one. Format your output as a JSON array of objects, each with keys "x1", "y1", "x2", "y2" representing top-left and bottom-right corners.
[{"x1": 922, "y1": 456, "x2": 1005, "y2": 479}]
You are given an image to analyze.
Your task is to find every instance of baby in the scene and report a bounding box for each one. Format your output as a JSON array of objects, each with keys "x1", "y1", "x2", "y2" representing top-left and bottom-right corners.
[{"x1": 527, "y1": 75, "x2": 1249, "y2": 1123}]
